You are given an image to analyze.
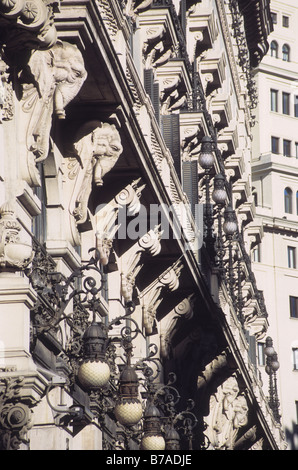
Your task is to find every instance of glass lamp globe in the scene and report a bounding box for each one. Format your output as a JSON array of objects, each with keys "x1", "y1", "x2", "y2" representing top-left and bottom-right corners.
[
  {"x1": 223, "y1": 206, "x2": 237, "y2": 236},
  {"x1": 77, "y1": 321, "x2": 110, "y2": 391},
  {"x1": 114, "y1": 364, "x2": 143, "y2": 426},
  {"x1": 78, "y1": 360, "x2": 110, "y2": 390},
  {"x1": 141, "y1": 402, "x2": 165, "y2": 451},
  {"x1": 198, "y1": 136, "x2": 215, "y2": 170},
  {"x1": 271, "y1": 353, "x2": 280, "y2": 372},
  {"x1": 264, "y1": 337, "x2": 275, "y2": 357},
  {"x1": 212, "y1": 173, "x2": 227, "y2": 205}
]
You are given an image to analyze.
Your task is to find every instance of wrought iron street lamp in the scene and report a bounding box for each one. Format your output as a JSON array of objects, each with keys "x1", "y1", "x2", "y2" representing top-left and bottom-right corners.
[
  {"x1": 264, "y1": 337, "x2": 281, "y2": 423},
  {"x1": 212, "y1": 173, "x2": 228, "y2": 277},
  {"x1": 198, "y1": 136, "x2": 216, "y2": 252}
]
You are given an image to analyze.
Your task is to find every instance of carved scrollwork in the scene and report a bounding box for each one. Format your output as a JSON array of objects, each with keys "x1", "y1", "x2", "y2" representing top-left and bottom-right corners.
[
  {"x1": 120, "y1": 226, "x2": 163, "y2": 304},
  {"x1": 142, "y1": 260, "x2": 184, "y2": 335},
  {"x1": 0, "y1": 375, "x2": 33, "y2": 450}
]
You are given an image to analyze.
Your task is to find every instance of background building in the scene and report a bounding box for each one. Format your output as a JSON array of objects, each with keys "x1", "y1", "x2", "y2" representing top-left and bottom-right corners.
[
  {"x1": 0, "y1": 0, "x2": 286, "y2": 451},
  {"x1": 251, "y1": 0, "x2": 298, "y2": 450}
]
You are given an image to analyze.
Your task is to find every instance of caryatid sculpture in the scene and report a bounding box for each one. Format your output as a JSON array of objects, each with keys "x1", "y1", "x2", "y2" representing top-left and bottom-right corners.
[
  {"x1": 69, "y1": 120, "x2": 124, "y2": 225},
  {"x1": 19, "y1": 40, "x2": 87, "y2": 185}
]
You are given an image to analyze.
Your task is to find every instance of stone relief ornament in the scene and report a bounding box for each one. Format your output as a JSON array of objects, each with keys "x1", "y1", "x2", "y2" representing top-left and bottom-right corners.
[
  {"x1": 120, "y1": 226, "x2": 163, "y2": 304},
  {"x1": 69, "y1": 121, "x2": 123, "y2": 226},
  {"x1": 0, "y1": 375, "x2": 33, "y2": 450},
  {"x1": 205, "y1": 375, "x2": 249, "y2": 450},
  {"x1": 141, "y1": 259, "x2": 184, "y2": 335},
  {"x1": 0, "y1": 56, "x2": 14, "y2": 122},
  {"x1": 0, "y1": 202, "x2": 33, "y2": 271},
  {"x1": 95, "y1": 178, "x2": 146, "y2": 265},
  {"x1": 0, "y1": 0, "x2": 58, "y2": 50},
  {"x1": 19, "y1": 40, "x2": 87, "y2": 186}
]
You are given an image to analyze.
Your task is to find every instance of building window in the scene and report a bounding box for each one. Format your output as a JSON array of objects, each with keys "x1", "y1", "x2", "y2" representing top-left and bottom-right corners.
[
  {"x1": 252, "y1": 188, "x2": 258, "y2": 206},
  {"x1": 252, "y1": 244, "x2": 261, "y2": 262},
  {"x1": 270, "y1": 89, "x2": 278, "y2": 112},
  {"x1": 293, "y1": 348, "x2": 298, "y2": 370},
  {"x1": 257, "y1": 342, "x2": 265, "y2": 366},
  {"x1": 290, "y1": 296, "x2": 298, "y2": 318},
  {"x1": 282, "y1": 15, "x2": 289, "y2": 27},
  {"x1": 282, "y1": 92, "x2": 290, "y2": 115},
  {"x1": 282, "y1": 44, "x2": 290, "y2": 62},
  {"x1": 271, "y1": 136, "x2": 279, "y2": 154},
  {"x1": 283, "y1": 139, "x2": 291, "y2": 157},
  {"x1": 285, "y1": 187, "x2": 292, "y2": 213},
  {"x1": 294, "y1": 97, "x2": 298, "y2": 117},
  {"x1": 296, "y1": 143, "x2": 298, "y2": 159},
  {"x1": 271, "y1": 12, "x2": 277, "y2": 24},
  {"x1": 296, "y1": 191, "x2": 298, "y2": 215},
  {"x1": 288, "y1": 246, "x2": 296, "y2": 269},
  {"x1": 270, "y1": 40, "x2": 278, "y2": 58}
]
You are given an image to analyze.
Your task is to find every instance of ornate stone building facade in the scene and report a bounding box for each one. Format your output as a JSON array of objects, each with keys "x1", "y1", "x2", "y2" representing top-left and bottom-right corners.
[{"x1": 0, "y1": 0, "x2": 286, "y2": 451}]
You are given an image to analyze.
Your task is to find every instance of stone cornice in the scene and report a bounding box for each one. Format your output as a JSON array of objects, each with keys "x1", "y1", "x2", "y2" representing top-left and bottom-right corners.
[{"x1": 237, "y1": 0, "x2": 273, "y2": 68}]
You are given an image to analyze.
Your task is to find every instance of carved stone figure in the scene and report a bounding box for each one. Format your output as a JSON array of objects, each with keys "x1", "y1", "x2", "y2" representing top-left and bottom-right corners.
[
  {"x1": 205, "y1": 375, "x2": 249, "y2": 450},
  {"x1": 19, "y1": 40, "x2": 87, "y2": 185},
  {"x1": 69, "y1": 121, "x2": 123, "y2": 225}
]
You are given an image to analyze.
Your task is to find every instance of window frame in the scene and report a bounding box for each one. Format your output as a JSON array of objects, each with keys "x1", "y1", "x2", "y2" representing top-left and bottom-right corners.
[
  {"x1": 294, "y1": 96, "x2": 298, "y2": 117},
  {"x1": 257, "y1": 342, "x2": 265, "y2": 366},
  {"x1": 283, "y1": 139, "x2": 291, "y2": 157},
  {"x1": 270, "y1": 40, "x2": 278, "y2": 58},
  {"x1": 285, "y1": 187, "x2": 292, "y2": 213},
  {"x1": 290, "y1": 296, "x2": 298, "y2": 318},
  {"x1": 293, "y1": 348, "x2": 298, "y2": 370},
  {"x1": 282, "y1": 44, "x2": 290, "y2": 62},
  {"x1": 282, "y1": 15, "x2": 289, "y2": 28},
  {"x1": 288, "y1": 246, "x2": 296, "y2": 269},
  {"x1": 282, "y1": 92, "x2": 290, "y2": 115},
  {"x1": 270, "y1": 89, "x2": 278, "y2": 112},
  {"x1": 271, "y1": 136, "x2": 279, "y2": 154}
]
